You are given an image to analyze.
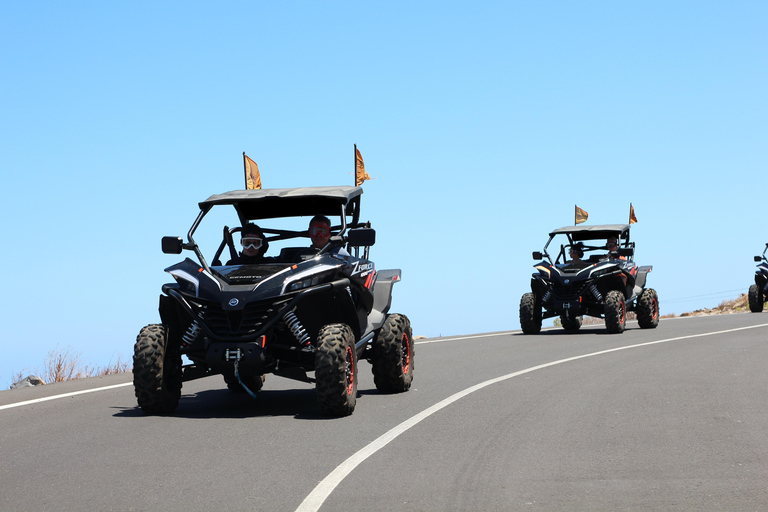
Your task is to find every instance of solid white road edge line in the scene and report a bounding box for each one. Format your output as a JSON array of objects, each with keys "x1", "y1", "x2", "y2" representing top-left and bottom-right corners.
[
  {"x1": 0, "y1": 382, "x2": 133, "y2": 411},
  {"x1": 295, "y1": 322, "x2": 768, "y2": 512}
]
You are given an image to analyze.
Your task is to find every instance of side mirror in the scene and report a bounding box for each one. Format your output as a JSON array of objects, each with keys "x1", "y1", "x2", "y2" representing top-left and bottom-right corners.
[
  {"x1": 162, "y1": 236, "x2": 183, "y2": 254},
  {"x1": 618, "y1": 247, "x2": 634, "y2": 257},
  {"x1": 755, "y1": 256, "x2": 762, "y2": 262},
  {"x1": 532, "y1": 251, "x2": 543, "y2": 260},
  {"x1": 347, "y1": 228, "x2": 376, "y2": 247}
]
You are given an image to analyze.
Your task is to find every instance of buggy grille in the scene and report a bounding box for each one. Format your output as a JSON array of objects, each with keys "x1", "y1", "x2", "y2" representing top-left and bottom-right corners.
[
  {"x1": 551, "y1": 283, "x2": 587, "y2": 301},
  {"x1": 200, "y1": 297, "x2": 293, "y2": 337}
]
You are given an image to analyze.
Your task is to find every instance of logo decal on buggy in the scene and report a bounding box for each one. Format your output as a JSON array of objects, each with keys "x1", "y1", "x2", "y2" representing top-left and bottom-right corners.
[
  {"x1": 351, "y1": 261, "x2": 374, "y2": 277},
  {"x1": 229, "y1": 298, "x2": 239, "y2": 306}
]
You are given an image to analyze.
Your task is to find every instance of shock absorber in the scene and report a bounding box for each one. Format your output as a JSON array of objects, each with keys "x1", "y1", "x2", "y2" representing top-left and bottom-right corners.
[
  {"x1": 283, "y1": 309, "x2": 311, "y2": 346},
  {"x1": 542, "y1": 291, "x2": 552, "y2": 304},
  {"x1": 181, "y1": 320, "x2": 201, "y2": 346},
  {"x1": 590, "y1": 285, "x2": 603, "y2": 303}
]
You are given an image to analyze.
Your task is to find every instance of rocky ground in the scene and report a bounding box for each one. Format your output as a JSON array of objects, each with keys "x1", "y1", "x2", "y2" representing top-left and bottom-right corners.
[{"x1": 675, "y1": 293, "x2": 750, "y2": 317}]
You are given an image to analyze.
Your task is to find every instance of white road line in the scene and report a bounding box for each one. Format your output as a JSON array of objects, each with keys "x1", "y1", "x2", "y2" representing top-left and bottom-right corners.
[
  {"x1": 415, "y1": 331, "x2": 516, "y2": 344},
  {"x1": 295, "y1": 322, "x2": 768, "y2": 512},
  {"x1": 0, "y1": 382, "x2": 133, "y2": 411}
]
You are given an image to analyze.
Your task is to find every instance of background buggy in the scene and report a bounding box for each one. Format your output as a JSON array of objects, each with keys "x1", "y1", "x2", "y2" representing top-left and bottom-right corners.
[
  {"x1": 520, "y1": 224, "x2": 659, "y2": 334},
  {"x1": 748, "y1": 243, "x2": 768, "y2": 312}
]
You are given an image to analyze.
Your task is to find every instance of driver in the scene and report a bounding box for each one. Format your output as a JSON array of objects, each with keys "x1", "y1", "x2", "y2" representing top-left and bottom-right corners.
[
  {"x1": 602, "y1": 235, "x2": 629, "y2": 286},
  {"x1": 603, "y1": 236, "x2": 622, "y2": 260},
  {"x1": 227, "y1": 223, "x2": 271, "y2": 264},
  {"x1": 308, "y1": 215, "x2": 350, "y2": 256}
]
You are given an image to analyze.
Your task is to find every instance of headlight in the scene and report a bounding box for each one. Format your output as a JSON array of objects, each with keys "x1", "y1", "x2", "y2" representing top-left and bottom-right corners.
[
  {"x1": 590, "y1": 267, "x2": 615, "y2": 279},
  {"x1": 286, "y1": 271, "x2": 334, "y2": 292},
  {"x1": 169, "y1": 269, "x2": 200, "y2": 295}
]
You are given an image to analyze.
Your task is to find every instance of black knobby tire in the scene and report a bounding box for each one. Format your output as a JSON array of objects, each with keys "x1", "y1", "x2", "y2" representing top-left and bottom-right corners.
[
  {"x1": 224, "y1": 374, "x2": 265, "y2": 393},
  {"x1": 371, "y1": 313, "x2": 414, "y2": 393},
  {"x1": 604, "y1": 290, "x2": 626, "y2": 334},
  {"x1": 748, "y1": 284, "x2": 764, "y2": 313},
  {"x1": 133, "y1": 324, "x2": 182, "y2": 414},
  {"x1": 520, "y1": 292, "x2": 542, "y2": 334},
  {"x1": 315, "y1": 323, "x2": 357, "y2": 417},
  {"x1": 637, "y1": 288, "x2": 660, "y2": 329},
  {"x1": 560, "y1": 315, "x2": 582, "y2": 331}
]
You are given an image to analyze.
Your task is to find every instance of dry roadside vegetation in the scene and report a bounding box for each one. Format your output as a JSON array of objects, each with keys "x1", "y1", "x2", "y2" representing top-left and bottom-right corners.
[
  {"x1": 11, "y1": 347, "x2": 131, "y2": 387},
  {"x1": 10, "y1": 294, "x2": 758, "y2": 388}
]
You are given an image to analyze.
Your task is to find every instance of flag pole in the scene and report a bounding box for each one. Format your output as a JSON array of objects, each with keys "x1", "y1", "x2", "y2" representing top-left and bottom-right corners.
[
  {"x1": 353, "y1": 143, "x2": 357, "y2": 186},
  {"x1": 574, "y1": 205, "x2": 577, "y2": 226},
  {"x1": 243, "y1": 152, "x2": 247, "y2": 190}
]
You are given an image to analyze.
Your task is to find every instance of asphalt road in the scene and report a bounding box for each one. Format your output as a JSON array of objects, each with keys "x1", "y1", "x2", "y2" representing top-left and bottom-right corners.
[{"x1": 2, "y1": 314, "x2": 767, "y2": 511}]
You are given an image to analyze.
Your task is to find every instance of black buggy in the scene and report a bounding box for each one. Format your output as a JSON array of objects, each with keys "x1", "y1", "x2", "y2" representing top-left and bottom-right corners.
[
  {"x1": 748, "y1": 243, "x2": 768, "y2": 312},
  {"x1": 519, "y1": 224, "x2": 659, "y2": 334},
  {"x1": 133, "y1": 186, "x2": 413, "y2": 417}
]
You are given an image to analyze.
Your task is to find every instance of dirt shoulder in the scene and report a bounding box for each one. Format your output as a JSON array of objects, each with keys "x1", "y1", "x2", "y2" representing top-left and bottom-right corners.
[{"x1": 676, "y1": 294, "x2": 750, "y2": 317}]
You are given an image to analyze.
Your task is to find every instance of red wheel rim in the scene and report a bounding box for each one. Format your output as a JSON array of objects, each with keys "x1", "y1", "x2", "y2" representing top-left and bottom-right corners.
[
  {"x1": 345, "y1": 345, "x2": 355, "y2": 395},
  {"x1": 401, "y1": 332, "x2": 411, "y2": 374}
]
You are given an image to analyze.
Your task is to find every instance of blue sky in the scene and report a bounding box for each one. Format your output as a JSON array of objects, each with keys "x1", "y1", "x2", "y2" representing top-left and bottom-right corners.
[{"x1": 1, "y1": 1, "x2": 766, "y2": 387}]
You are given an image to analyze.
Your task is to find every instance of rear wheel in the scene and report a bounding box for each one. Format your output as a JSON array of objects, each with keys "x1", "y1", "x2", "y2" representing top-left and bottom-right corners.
[
  {"x1": 315, "y1": 324, "x2": 357, "y2": 417},
  {"x1": 371, "y1": 313, "x2": 414, "y2": 393},
  {"x1": 604, "y1": 291, "x2": 626, "y2": 334},
  {"x1": 520, "y1": 293, "x2": 542, "y2": 334},
  {"x1": 133, "y1": 324, "x2": 182, "y2": 414},
  {"x1": 748, "y1": 284, "x2": 764, "y2": 313},
  {"x1": 560, "y1": 315, "x2": 582, "y2": 331},
  {"x1": 637, "y1": 288, "x2": 660, "y2": 328}
]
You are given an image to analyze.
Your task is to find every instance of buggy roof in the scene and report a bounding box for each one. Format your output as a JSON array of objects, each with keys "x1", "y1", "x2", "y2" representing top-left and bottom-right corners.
[
  {"x1": 200, "y1": 186, "x2": 363, "y2": 221},
  {"x1": 549, "y1": 224, "x2": 630, "y2": 241}
]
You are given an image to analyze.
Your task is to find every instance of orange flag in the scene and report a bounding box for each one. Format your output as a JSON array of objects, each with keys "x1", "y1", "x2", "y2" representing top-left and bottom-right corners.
[
  {"x1": 355, "y1": 145, "x2": 371, "y2": 186},
  {"x1": 629, "y1": 203, "x2": 638, "y2": 224},
  {"x1": 575, "y1": 205, "x2": 588, "y2": 225},
  {"x1": 244, "y1": 153, "x2": 261, "y2": 190}
]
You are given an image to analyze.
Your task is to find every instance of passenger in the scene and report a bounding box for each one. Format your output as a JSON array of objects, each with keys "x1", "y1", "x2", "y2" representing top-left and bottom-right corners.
[
  {"x1": 568, "y1": 243, "x2": 584, "y2": 263},
  {"x1": 227, "y1": 223, "x2": 271, "y2": 264},
  {"x1": 308, "y1": 215, "x2": 350, "y2": 256}
]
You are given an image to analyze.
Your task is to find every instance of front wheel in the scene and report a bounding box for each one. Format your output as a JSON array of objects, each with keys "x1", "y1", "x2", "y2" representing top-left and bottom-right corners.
[
  {"x1": 315, "y1": 323, "x2": 357, "y2": 417},
  {"x1": 133, "y1": 324, "x2": 182, "y2": 414},
  {"x1": 520, "y1": 293, "x2": 542, "y2": 334},
  {"x1": 604, "y1": 290, "x2": 626, "y2": 334},
  {"x1": 637, "y1": 288, "x2": 660, "y2": 329},
  {"x1": 371, "y1": 313, "x2": 414, "y2": 393},
  {"x1": 748, "y1": 284, "x2": 764, "y2": 313}
]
